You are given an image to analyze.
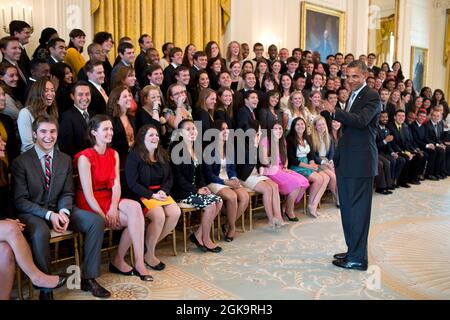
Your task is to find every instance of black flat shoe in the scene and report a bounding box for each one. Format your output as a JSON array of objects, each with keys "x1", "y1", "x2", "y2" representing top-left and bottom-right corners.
[
  {"x1": 221, "y1": 224, "x2": 234, "y2": 242},
  {"x1": 189, "y1": 233, "x2": 207, "y2": 252},
  {"x1": 132, "y1": 268, "x2": 153, "y2": 281},
  {"x1": 145, "y1": 260, "x2": 166, "y2": 271},
  {"x1": 33, "y1": 275, "x2": 67, "y2": 291},
  {"x1": 205, "y1": 245, "x2": 222, "y2": 253},
  {"x1": 109, "y1": 263, "x2": 133, "y2": 276},
  {"x1": 284, "y1": 211, "x2": 299, "y2": 222}
]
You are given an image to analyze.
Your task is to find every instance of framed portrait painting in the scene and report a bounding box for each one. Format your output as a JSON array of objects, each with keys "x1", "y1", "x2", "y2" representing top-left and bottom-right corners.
[
  {"x1": 300, "y1": 2, "x2": 345, "y2": 59},
  {"x1": 410, "y1": 46, "x2": 428, "y2": 91}
]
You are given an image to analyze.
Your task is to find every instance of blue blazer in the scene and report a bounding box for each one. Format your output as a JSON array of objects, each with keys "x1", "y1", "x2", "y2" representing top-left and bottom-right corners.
[
  {"x1": 203, "y1": 147, "x2": 237, "y2": 185},
  {"x1": 312, "y1": 134, "x2": 335, "y2": 164}
]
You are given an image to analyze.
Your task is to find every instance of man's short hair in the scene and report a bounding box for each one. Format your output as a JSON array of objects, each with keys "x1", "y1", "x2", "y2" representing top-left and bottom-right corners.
[
  {"x1": 325, "y1": 90, "x2": 337, "y2": 100},
  {"x1": 174, "y1": 65, "x2": 190, "y2": 77},
  {"x1": 145, "y1": 64, "x2": 163, "y2": 77},
  {"x1": 71, "y1": 81, "x2": 91, "y2": 95},
  {"x1": 242, "y1": 71, "x2": 255, "y2": 81},
  {"x1": 118, "y1": 42, "x2": 134, "y2": 55},
  {"x1": 9, "y1": 20, "x2": 31, "y2": 36},
  {"x1": 85, "y1": 60, "x2": 103, "y2": 74},
  {"x1": 193, "y1": 51, "x2": 207, "y2": 60},
  {"x1": 395, "y1": 109, "x2": 405, "y2": 116},
  {"x1": 0, "y1": 36, "x2": 19, "y2": 50},
  {"x1": 286, "y1": 57, "x2": 298, "y2": 64},
  {"x1": 30, "y1": 58, "x2": 49, "y2": 72},
  {"x1": 169, "y1": 47, "x2": 183, "y2": 59},
  {"x1": 348, "y1": 60, "x2": 368, "y2": 73},
  {"x1": 368, "y1": 53, "x2": 376, "y2": 58},
  {"x1": 47, "y1": 38, "x2": 65, "y2": 49},
  {"x1": 244, "y1": 90, "x2": 258, "y2": 100},
  {"x1": 93, "y1": 32, "x2": 113, "y2": 45},
  {"x1": 138, "y1": 34, "x2": 150, "y2": 44},
  {"x1": 32, "y1": 115, "x2": 59, "y2": 133},
  {"x1": 87, "y1": 43, "x2": 102, "y2": 55},
  {"x1": 253, "y1": 42, "x2": 263, "y2": 50}
]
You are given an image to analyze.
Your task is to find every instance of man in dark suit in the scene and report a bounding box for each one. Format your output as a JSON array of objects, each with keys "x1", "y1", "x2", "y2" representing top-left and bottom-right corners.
[
  {"x1": 110, "y1": 42, "x2": 135, "y2": 84},
  {"x1": 47, "y1": 38, "x2": 67, "y2": 66},
  {"x1": 376, "y1": 111, "x2": 406, "y2": 188},
  {"x1": 188, "y1": 51, "x2": 208, "y2": 89},
  {"x1": 59, "y1": 82, "x2": 92, "y2": 157},
  {"x1": 9, "y1": 20, "x2": 32, "y2": 79},
  {"x1": 388, "y1": 110, "x2": 425, "y2": 185},
  {"x1": 161, "y1": 47, "x2": 183, "y2": 96},
  {"x1": 77, "y1": 43, "x2": 106, "y2": 84},
  {"x1": 367, "y1": 53, "x2": 380, "y2": 77},
  {"x1": 236, "y1": 90, "x2": 258, "y2": 132},
  {"x1": 135, "y1": 34, "x2": 153, "y2": 88},
  {"x1": 1, "y1": 36, "x2": 28, "y2": 104},
  {"x1": 323, "y1": 61, "x2": 380, "y2": 271},
  {"x1": 86, "y1": 61, "x2": 108, "y2": 115},
  {"x1": 410, "y1": 109, "x2": 440, "y2": 180},
  {"x1": 12, "y1": 115, "x2": 110, "y2": 299},
  {"x1": 426, "y1": 108, "x2": 450, "y2": 177}
]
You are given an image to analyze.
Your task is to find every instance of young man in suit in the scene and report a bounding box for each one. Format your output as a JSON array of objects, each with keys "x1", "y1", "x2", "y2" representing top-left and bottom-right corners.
[
  {"x1": 426, "y1": 108, "x2": 450, "y2": 177},
  {"x1": 323, "y1": 61, "x2": 380, "y2": 271},
  {"x1": 388, "y1": 109, "x2": 426, "y2": 185},
  {"x1": 0, "y1": 36, "x2": 28, "y2": 104},
  {"x1": 9, "y1": 20, "x2": 32, "y2": 79},
  {"x1": 86, "y1": 61, "x2": 108, "y2": 115},
  {"x1": 410, "y1": 109, "x2": 441, "y2": 180},
  {"x1": 59, "y1": 82, "x2": 92, "y2": 157},
  {"x1": 135, "y1": 34, "x2": 153, "y2": 88},
  {"x1": 47, "y1": 38, "x2": 67, "y2": 66},
  {"x1": 12, "y1": 115, "x2": 110, "y2": 300},
  {"x1": 236, "y1": 90, "x2": 258, "y2": 132}
]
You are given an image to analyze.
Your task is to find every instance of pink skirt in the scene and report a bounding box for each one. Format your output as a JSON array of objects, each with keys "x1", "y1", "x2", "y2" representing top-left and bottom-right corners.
[{"x1": 268, "y1": 168, "x2": 310, "y2": 203}]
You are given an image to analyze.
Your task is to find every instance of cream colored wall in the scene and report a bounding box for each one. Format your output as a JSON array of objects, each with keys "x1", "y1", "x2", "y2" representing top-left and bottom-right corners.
[
  {"x1": 398, "y1": 0, "x2": 447, "y2": 91},
  {"x1": 0, "y1": 0, "x2": 93, "y2": 60}
]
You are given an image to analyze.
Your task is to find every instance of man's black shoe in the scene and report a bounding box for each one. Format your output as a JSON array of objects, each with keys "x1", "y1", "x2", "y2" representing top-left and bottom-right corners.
[
  {"x1": 80, "y1": 278, "x2": 111, "y2": 298},
  {"x1": 332, "y1": 259, "x2": 368, "y2": 271},
  {"x1": 333, "y1": 252, "x2": 347, "y2": 260}
]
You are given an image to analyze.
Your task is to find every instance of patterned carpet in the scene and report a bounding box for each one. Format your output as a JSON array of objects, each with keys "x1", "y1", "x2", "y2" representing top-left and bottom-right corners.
[{"x1": 23, "y1": 179, "x2": 450, "y2": 300}]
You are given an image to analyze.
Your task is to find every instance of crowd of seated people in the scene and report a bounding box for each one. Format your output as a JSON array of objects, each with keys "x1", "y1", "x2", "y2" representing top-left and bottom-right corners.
[{"x1": 1, "y1": 19, "x2": 450, "y2": 300}]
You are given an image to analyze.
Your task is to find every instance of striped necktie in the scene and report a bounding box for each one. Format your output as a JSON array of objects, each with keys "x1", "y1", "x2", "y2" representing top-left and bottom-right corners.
[{"x1": 44, "y1": 155, "x2": 51, "y2": 190}]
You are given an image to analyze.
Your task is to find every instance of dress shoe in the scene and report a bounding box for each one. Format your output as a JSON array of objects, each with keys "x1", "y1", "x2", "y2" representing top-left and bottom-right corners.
[
  {"x1": 221, "y1": 224, "x2": 234, "y2": 242},
  {"x1": 80, "y1": 278, "x2": 111, "y2": 298},
  {"x1": 387, "y1": 185, "x2": 396, "y2": 190},
  {"x1": 39, "y1": 290, "x2": 54, "y2": 300},
  {"x1": 189, "y1": 233, "x2": 207, "y2": 252},
  {"x1": 332, "y1": 259, "x2": 368, "y2": 271},
  {"x1": 109, "y1": 263, "x2": 133, "y2": 276},
  {"x1": 284, "y1": 211, "x2": 299, "y2": 222},
  {"x1": 409, "y1": 180, "x2": 421, "y2": 185},
  {"x1": 132, "y1": 268, "x2": 153, "y2": 281},
  {"x1": 333, "y1": 252, "x2": 347, "y2": 260},
  {"x1": 305, "y1": 207, "x2": 317, "y2": 219},
  {"x1": 205, "y1": 245, "x2": 222, "y2": 253},
  {"x1": 375, "y1": 188, "x2": 392, "y2": 195},
  {"x1": 425, "y1": 175, "x2": 439, "y2": 181},
  {"x1": 145, "y1": 260, "x2": 166, "y2": 271},
  {"x1": 399, "y1": 183, "x2": 411, "y2": 188},
  {"x1": 33, "y1": 274, "x2": 67, "y2": 291}
]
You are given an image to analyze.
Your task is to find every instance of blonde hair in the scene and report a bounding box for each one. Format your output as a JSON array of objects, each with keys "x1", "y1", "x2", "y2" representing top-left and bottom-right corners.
[
  {"x1": 226, "y1": 41, "x2": 243, "y2": 62},
  {"x1": 310, "y1": 116, "x2": 330, "y2": 154},
  {"x1": 287, "y1": 90, "x2": 305, "y2": 119},
  {"x1": 140, "y1": 85, "x2": 160, "y2": 107}
]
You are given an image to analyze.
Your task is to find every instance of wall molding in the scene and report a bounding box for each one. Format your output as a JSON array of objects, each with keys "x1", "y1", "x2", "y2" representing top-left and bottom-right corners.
[{"x1": 434, "y1": 0, "x2": 450, "y2": 9}]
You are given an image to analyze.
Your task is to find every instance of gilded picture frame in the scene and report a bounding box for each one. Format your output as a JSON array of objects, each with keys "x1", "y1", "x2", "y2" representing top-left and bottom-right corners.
[
  {"x1": 410, "y1": 46, "x2": 428, "y2": 91},
  {"x1": 300, "y1": 2, "x2": 345, "y2": 59}
]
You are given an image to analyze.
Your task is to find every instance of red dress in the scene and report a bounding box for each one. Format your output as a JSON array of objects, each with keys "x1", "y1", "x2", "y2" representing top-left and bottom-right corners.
[{"x1": 74, "y1": 148, "x2": 117, "y2": 214}]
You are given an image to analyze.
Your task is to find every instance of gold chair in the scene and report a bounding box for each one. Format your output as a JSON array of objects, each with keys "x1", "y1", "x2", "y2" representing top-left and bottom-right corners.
[{"x1": 16, "y1": 230, "x2": 80, "y2": 300}]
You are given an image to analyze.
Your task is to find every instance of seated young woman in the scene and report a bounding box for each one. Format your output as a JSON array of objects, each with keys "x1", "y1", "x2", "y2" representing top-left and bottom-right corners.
[
  {"x1": 74, "y1": 114, "x2": 153, "y2": 281},
  {"x1": 170, "y1": 119, "x2": 223, "y2": 252},
  {"x1": 260, "y1": 122, "x2": 310, "y2": 222},
  {"x1": 309, "y1": 116, "x2": 339, "y2": 207},
  {"x1": 286, "y1": 117, "x2": 330, "y2": 218},
  {"x1": 125, "y1": 124, "x2": 181, "y2": 271},
  {"x1": 203, "y1": 120, "x2": 249, "y2": 241},
  {"x1": 236, "y1": 120, "x2": 285, "y2": 228}
]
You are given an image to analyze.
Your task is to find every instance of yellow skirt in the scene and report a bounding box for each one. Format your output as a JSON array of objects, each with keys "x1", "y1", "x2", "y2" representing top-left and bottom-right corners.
[{"x1": 141, "y1": 196, "x2": 176, "y2": 213}]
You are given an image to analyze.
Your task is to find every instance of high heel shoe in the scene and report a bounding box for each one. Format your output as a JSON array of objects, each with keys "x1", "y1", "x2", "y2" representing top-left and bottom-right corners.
[
  {"x1": 284, "y1": 211, "x2": 299, "y2": 222},
  {"x1": 132, "y1": 268, "x2": 153, "y2": 281},
  {"x1": 33, "y1": 275, "x2": 67, "y2": 291},
  {"x1": 221, "y1": 224, "x2": 234, "y2": 242},
  {"x1": 189, "y1": 233, "x2": 207, "y2": 252},
  {"x1": 109, "y1": 262, "x2": 133, "y2": 276},
  {"x1": 306, "y1": 206, "x2": 318, "y2": 218}
]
